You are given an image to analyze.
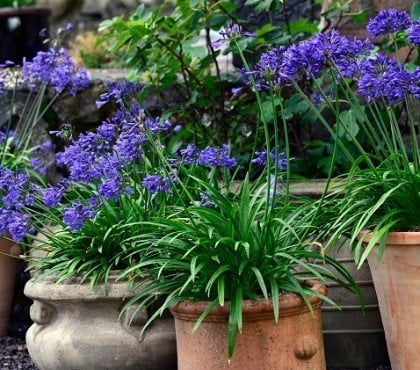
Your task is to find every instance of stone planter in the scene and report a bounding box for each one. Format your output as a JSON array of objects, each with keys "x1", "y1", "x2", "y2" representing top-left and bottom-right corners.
[
  {"x1": 170, "y1": 281, "x2": 327, "y2": 370},
  {"x1": 24, "y1": 274, "x2": 177, "y2": 370}
]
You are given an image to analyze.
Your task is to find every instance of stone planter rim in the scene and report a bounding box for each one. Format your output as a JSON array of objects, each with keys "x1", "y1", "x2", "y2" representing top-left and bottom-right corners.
[{"x1": 24, "y1": 271, "x2": 145, "y2": 301}]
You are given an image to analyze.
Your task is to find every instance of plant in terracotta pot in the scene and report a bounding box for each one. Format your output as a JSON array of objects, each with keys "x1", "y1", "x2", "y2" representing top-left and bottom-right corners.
[
  {"x1": 254, "y1": 8, "x2": 419, "y2": 370},
  {"x1": 0, "y1": 24, "x2": 90, "y2": 337},
  {"x1": 89, "y1": 24, "x2": 365, "y2": 369}
]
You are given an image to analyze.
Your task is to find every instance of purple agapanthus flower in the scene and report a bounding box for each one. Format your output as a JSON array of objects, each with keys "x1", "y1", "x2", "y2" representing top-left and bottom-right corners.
[
  {"x1": 212, "y1": 21, "x2": 256, "y2": 49},
  {"x1": 0, "y1": 166, "x2": 36, "y2": 242},
  {"x1": 249, "y1": 47, "x2": 288, "y2": 90},
  {"x1": 22, "y1": 47, "x2": 90, "y2": 95},
  {"x1": 252, "y1": 149, "x2": 287, "y2": 171},
  {"x1": 98, "y1": 175, "x2": 123, "y2": 200},
  {"x1": 408, "y1": 22, "x2": 420, "y2": 46},
  {"x1": 142, "y1": 174, "x2": 172, "y2": 194},
  {"x1": 96, "y1": 81, "x2": 143, "y2": 108},
  {"x1": 197, "y1": 145, "x2": 237, "y2": 169},
  {"x1": 8, "y1": 213, "x2": 34, "y2": 242},
  {"x1": 42, "y1": 179, "x2": 68, "y2": 208},
  {"x1": 63, "y1": 199, "x2": 98, "y2": 232},
  {"x1": 367, "y1": 9, "x2": 411, "y2": 37},
  {"x1": 180, "y1": 144, "x2": 199, "y2": 164},
  {"x1": 357, "y1": 53, "x2": 416, "y2": 105},
  {"x1": 146, "y1": 117, "x2": 172, "y2": 134}
]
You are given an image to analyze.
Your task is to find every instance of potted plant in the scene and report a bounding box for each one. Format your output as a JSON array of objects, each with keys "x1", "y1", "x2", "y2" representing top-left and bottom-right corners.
[
  {"x1": 251, "y1": 8, "x2": 419, "y2": 369},
  {"x1": 0, "y1": 23, "x2": 90, "y2": 337},
  {"x1": 86, "y1": 24, "x2": 361, "y2": 368},
  {"x1": 0, "y1": 0, "x2": 51, "y2": 64},
  {"x1": 0, "y1": 22, "x2": 362, "y2": 369}
]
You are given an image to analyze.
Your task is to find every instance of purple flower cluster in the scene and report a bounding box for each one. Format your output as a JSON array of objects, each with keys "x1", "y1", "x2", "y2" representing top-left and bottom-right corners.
[
  {"x1": 0, "y1": 166, "x2": 35, "y2": 241},
  {"x1": 252, "y1": 149, "x2": 287, "y2": 171},
  {"x1": 357, "y1": 53, "x2": 419, "y2": 105},
  {"x1": 96, "y1": 81, "x2": 143, "y2": 108},
  {"x1": 248, "y1": 10, "x2": 419, "y2": 105},
  {"x1": 212, "y1": 21, "x2": 256, "y2": 49},
  {"x1": 30, "y1": 141, "x2": 55, "y2": 175},
  {"x1": 142, "y1": 174, "x2": 172, "y2": 194},
  {"x1": 367, "y1": 9, "x2": 411, "y2": 37},
  {"x1": 51, "y1": 101, "x2": 177, "y2": 229},
  {"x1": 22, "y1": 47, "x2": 90, "y2": 95},
  {"x1": 42, "y1": 179, "x2": 68, "y2": 207},
  {"x1": 408, "y1": 22, "x2": 420, "y2": 46},
  {"x1": 180, "y1": 144, "x2": 236, "y2": 169},
  {"x1": 63, "y1": 198, "x2": 98, "y2": 232},
  {"x1": 250, "y1": 30, "x2": 373, "y2": 88}
]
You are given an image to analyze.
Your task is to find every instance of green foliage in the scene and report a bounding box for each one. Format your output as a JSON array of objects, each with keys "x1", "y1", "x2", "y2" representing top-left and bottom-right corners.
[
  {"x1": 98, "y1": 0, "x2": 323, "y2": 175},
  {"x1": 0, "y1": 0, "x2": 33, "y2": 7},
  {"x1": 120, "y1": 176, "x2": 360, "y2": 358},
  {"x1": 311, "y1": 159, "x2": 420, "y2": 266}
]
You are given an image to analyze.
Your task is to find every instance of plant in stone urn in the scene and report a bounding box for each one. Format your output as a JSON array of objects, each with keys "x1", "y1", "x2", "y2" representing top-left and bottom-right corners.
[
  {"x1": 2, "y1": 83, "x2": 179, "y2": 369},
  {"x1": 254, "y1": 8, "x2": 419, "y2": 370}
]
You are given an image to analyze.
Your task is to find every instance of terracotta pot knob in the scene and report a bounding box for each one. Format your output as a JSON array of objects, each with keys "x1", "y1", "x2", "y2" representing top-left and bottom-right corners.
[
  {"x1": 294, "y1": 335, "x2": 318, "y2": 360},
  {"x1": 29, "y1": 300, "x2": 54, "y2": 325}
]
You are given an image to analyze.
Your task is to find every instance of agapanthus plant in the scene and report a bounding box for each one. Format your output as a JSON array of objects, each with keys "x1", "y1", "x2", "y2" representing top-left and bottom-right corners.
[
  {"x1": 0, "y1": 24, "x2": 89, "y2": 172},
  {"x1": 240, "y1": 9, "x2": 419, "y2": 266},
  {"x1": 0, "y1": 54, "x2": 361, "y2": 360}
]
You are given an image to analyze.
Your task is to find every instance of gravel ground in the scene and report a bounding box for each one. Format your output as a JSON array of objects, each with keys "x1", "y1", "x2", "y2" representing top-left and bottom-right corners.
[{"x1": 0, "y1": 263, "x2": 38, "y2": 370}]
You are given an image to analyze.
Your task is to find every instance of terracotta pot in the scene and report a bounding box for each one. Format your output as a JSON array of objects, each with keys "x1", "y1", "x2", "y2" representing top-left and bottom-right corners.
[
  {"x1": 363, "y1": 231, "x2": 420, "y2": 370},
  {"x1": 24, "y1": 273, "x2": 177, "y2": 370},
  {"x1": 0, "y1": 236, "x2": 21, "y2": 336},
  {"x1": 170, "y1": 281, "x2": 327, "y2": 370}
]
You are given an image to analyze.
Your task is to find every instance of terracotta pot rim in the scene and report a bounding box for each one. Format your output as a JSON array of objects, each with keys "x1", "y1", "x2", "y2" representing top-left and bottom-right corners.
[
  {"x1": 24, "y1": 272, "x2": 143, "y2": 301},
  {"x1": 170, "y1": 280, "x2": 327, "y2": 322},
  {"x1": 359, "y1": 230, "x2": 420, "y2": 246},
  {"x1": 0, "y1": 6, "x2": 51, "y2": 17}
]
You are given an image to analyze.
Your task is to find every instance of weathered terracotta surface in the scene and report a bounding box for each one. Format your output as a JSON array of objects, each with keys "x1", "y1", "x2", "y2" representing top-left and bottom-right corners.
[
  {"x1": 364, "y1": 232, "x2": 420, "y2": 370},
  {"x1": 0, "y1": 237, "x2": 21, "y2": 336},
  {"x1": 170, "y1": 281, "x2": 327, "y2": 370},
  {"x1": 24, "y1": 275, "x2": 177, "y2": 370}
]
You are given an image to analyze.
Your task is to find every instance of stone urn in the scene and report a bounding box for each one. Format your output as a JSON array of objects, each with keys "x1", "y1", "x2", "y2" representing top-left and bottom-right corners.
[{"x1": 24, "y1": 273, "x2": 177, "y2": 370}]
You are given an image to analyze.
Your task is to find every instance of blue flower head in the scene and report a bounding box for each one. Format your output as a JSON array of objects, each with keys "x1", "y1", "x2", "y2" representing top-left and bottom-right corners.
[
  {"x1": 23, "y1": 47, "x2": 90, "y2": 95},
  {"x1": 408, "y1": 22, "x2": 420, "y2": 46},
  {"x1": 142, "y1": 174, "x2": 172, "y2": 194},
  {"x1": 367, "y1": 9, "x2": 411, "y2": 37}
]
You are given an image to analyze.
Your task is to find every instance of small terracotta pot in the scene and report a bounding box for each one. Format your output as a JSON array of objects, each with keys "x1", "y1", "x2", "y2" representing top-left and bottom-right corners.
[
  {"x1": 0, "y1": 236, "x2": 21, "y2": 336},
  {"x1": 0, "y1": 6, "x2": 51, "y2": 64},
  {"x1": 363, "y1": 231, "x2": 420, "y2": 370},
  {"x1": 170, "y1": 281, "x2": 327, "y2": 370}
]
